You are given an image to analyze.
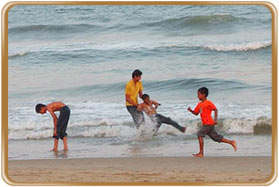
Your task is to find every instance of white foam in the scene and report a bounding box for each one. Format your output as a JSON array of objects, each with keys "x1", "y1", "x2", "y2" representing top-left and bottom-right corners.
[
  {"x1": 8, "y1": 101, "x2": 271, "y2": 140},
  {"x1": 136, "y1": 114, "x2": 158, "y2": 141},
  {"x1": 8, "y1": 38, "x2": 271, "y2": 56},
  {"x1": 204, "y1": 41, "x2": 271, "y2": 52},
  {"x1": 8, "y1": 51, "x2": 28, "y2": 58}
]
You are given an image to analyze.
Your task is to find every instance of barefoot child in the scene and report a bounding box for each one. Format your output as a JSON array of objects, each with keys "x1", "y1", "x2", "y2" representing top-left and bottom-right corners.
[
  {"x1": 187, "y1": 87, "x2": 237, "y2": 157},
  {"x1": 138, "y1": 94, "x2": 186, "y2": 133},
  {"x1": 35, "y1": 102, "x2": 70, "y2": 152}
]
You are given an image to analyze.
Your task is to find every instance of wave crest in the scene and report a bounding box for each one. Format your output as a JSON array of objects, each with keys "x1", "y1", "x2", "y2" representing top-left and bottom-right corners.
[
  {"x1": 8, "y1": 51, "x2": 28, "y2": 58},
  {"x1": 8, "y1": 40, "x2": 271, "y2": 60},
  {"x1": 8, "y1": 117, "x2": 271, "y2": 140},
  {"x1": 9, "y1": 23, "x2": 98, "y2": 35},
  {"x1": 144, "y1": 14, "x2": 239, "y2": 29},
  {"x1": 203, "y1": 41, "x2": 271, "y2": 52}
]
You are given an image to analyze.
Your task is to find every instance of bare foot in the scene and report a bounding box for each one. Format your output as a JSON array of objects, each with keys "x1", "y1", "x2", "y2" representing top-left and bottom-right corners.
[
  {"x1": 192, "y1": 153, "x2": 204, "y2": 157},
  {"x1": 231, "y1": 140, "x2": 237, "y2": 152}
]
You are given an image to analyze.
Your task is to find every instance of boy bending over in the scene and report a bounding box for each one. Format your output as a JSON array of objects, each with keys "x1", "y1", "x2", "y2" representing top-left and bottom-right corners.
[{"x1": 35, "y1": 102, "x2": 70, "y2": 152}]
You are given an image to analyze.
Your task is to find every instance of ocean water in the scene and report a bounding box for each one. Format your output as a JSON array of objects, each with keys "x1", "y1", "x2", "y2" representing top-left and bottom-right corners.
[{"x1": 8, "y1": 5, "x2": 272, "y2": 160}]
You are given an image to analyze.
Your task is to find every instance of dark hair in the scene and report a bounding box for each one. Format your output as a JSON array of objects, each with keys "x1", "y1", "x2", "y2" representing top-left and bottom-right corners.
[
  {"x1": 142, "y1": 94, "x2": 149, "y2": 100},
  {"x1": 35, "y1": 103, "x2": 46, "y2": 113},
  {"x1": 198, "y1": 87, "x2": 209, "y2": 97},
  {"x1": 132, "y1": 69, "x2": 142, "y2": 78}
]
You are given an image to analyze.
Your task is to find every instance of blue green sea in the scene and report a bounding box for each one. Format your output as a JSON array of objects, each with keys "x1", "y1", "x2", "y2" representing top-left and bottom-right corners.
[{"x1": 8, "y1": 5, "x2": 272, "y2": 160}]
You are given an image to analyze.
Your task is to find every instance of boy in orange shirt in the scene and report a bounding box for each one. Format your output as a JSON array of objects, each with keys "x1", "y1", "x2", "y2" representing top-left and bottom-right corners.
[{"x1": 188, "y1": 87, "x2": 237, "y2": 157}]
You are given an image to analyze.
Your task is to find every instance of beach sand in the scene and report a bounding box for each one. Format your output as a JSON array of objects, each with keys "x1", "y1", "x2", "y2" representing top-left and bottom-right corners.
[{"x1": 7, "y1": 156, "x2": 273, "y2": 185}]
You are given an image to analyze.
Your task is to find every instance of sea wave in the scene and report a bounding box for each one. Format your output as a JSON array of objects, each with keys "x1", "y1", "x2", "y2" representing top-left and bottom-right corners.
[
  {"x1": 8, "y1": 14, "x2": 240, "y2": 35},
  {"x1": 143, "y1": 78, "x2": 251, "y2": 92},
  {"x1": 8, "y1": 99, "x2": 271, "y2": 140},
  {"x1": 203, "y1": 41, "x2": 271, "y2": 52},
  {"x1": 8, "y1": 39, "x2": 271, "y2": 59},
  {"x1": 8, "y1": 23, "x2": 99, "y2": 35},
  {"x1": 9, "y1": 78, "x2": 252, "y2": 98},
  {"x1": 8, "y1": 51, "x2": 28, "y2": 58},
  {"x1": 8, "y1": 116, "x2": 271, "y2": 140},
  {"x1": 143, "y1": 14, "x2": 241, "y2": 29}
]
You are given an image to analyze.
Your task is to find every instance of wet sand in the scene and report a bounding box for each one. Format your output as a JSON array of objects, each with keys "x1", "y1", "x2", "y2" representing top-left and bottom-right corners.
[{"x1": 7, "y1": 156, "x2": 273, "y2": 185}]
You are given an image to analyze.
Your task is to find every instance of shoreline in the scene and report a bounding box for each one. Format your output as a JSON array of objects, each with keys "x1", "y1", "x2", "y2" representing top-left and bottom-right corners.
[{"x1": 7, "y1": 156, "x2": 273, "y2": 184}]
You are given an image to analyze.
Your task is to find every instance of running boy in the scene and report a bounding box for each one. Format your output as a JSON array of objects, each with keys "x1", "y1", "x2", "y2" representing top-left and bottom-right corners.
[
  {"x1": 138, "y1": 94, "x2": 186, "y2": 133},
  {"x1": 187, "y1": 87, "x2": 237, "y2": 157},
  {"x1": 35, "y1": 102, "x2": 70, "y2": 152}
]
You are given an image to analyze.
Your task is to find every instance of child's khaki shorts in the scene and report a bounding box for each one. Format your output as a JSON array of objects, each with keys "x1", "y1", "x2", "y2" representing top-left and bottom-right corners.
[{"x1": 197, "y1": 125, "x2": 223, "y2": 142}]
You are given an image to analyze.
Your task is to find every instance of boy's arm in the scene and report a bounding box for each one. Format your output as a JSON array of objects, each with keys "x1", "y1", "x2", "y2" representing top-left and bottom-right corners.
[
  {"x1": 137, "y1": 104, "x2": 144, "y2": 112},
  {"x1": 139, "y1": 90, "x2": 143, "y2": 100},
  {"x1": 139, "y1": 83, "x2": 143, "y2": 100},
  {"x1": 125, "y1": 94, "x2": 138, "y2": 106},
  {"x1": 151, "y1": 100, "x2": 159, "y2": 109},
  {"x1": 48, "y1": 109, "x2": 58, "y2": 135},
  {"x1": 187, "y1": 106, "x2": 199, "y2": 115},
  {"x1": 213, "y1": 108, "x2": 218, "y2": 124}
]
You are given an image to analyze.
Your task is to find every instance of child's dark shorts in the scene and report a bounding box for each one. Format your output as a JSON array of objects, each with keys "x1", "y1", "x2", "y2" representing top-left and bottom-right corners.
[
  {"x1": 197, "y1": 125, "x2": 223, "y2": 142},
  {"x1": 54, "y1": 106, "x2": 70, "y2": 140}
]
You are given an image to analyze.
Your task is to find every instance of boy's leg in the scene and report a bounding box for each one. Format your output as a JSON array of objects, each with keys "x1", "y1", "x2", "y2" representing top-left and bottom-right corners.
[
  {"x1": 193, "y1": 125, "x2": 212, "y2": 157},
  {"x1": 57, "y1": 106, "x2": 70, "y2": 140},
  {"x1": 63, "y1": 137, "x2": 68, "y2": 151},
  {"x1": 53, "y1": 138, "x2": 58, "y2": 152},
  {"x1": 193, "y1": 136, "x2": 204, "y2": 157},
  {"x1": 60, "y1": 126, "x2": 69, "y2": 151},
  {"x1": 221, "y1": 138, "x2": 237, "y2": 152},
  {"x1": 58, "y1": 106, "x2": 70, "y2": 151},
  {"x1": 127, "y1": 106, "x2": 145, "y2": 128},
  {"x1": 208, "y1": 126, "x2": 237, "y2": 152},
  {"x1": 60, "y1": 129, "x2": 68, "y2": 151},
  {"x1": 149, "y1": 116, "x2": 161, "y2": 134},
  {"x1": 156, "y1": 114, "x2": 185, "y2": 132}
]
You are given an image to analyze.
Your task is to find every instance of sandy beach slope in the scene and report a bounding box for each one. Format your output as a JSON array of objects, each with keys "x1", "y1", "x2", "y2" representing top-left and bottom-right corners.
[{"x1": 7, "y1": 156, "x2": 273, "y2": 184}]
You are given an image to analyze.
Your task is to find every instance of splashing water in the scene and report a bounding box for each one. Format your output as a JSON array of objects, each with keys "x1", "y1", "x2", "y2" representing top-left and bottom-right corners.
[{"x1": 136, "y1": 113, "x2": 158, "y2": 141}]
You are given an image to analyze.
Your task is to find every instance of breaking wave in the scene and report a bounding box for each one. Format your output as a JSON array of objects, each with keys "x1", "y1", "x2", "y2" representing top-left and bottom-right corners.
[{"x1": 8, "y1": 116, "x2": 271, "y2": 140}]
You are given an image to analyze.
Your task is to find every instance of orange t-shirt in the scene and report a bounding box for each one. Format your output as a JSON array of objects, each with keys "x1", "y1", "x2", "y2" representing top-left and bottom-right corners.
[{"x1": 193, "y1": 100, "x2": 217, "y2": 125}]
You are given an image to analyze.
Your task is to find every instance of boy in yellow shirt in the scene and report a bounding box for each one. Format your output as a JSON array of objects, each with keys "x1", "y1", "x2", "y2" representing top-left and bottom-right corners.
[{"x1": 125, "y1": 69, "x2": 144, "y2": 128}]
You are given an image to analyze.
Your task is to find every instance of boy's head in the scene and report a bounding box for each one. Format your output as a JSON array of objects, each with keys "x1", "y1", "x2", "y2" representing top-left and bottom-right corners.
[
  {"x1": 35, "y1": 103, "x2": 47, "y2": 114},
  {"x1": 197, "y1": 87, "x2": 208, "y2": 100},
  {"x1": 142, "y1": 94, "x2": 150, "y2": 103},
  {"x1": 132, "y1": 69, "x2": 142, "y2": 82}
]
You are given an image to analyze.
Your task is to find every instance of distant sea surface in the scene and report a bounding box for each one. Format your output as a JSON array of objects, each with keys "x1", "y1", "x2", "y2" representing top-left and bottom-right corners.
[{"x1": 8, "y1": 5, "x2": 272, "y2": 160}]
